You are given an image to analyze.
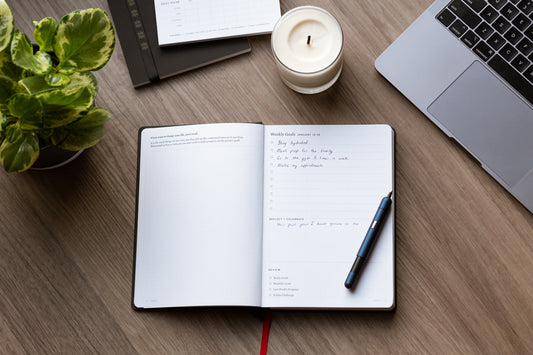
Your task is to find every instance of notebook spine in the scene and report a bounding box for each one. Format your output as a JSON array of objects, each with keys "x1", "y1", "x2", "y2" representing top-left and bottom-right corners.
[
  {"x1": 107, "y1": 0, "x2": 159, "y2": 86},
  {"x1": 125, "y1": 0, "x2": 159, "y2": 82}
]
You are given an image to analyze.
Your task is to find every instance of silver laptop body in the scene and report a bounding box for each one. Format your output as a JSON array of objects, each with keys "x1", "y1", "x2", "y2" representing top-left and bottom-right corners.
[{"x1": 376, "y1": 0, "x2": 533, "y2": 213}]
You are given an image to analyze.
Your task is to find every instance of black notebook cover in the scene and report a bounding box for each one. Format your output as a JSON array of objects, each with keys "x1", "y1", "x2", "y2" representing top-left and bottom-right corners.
[{"x1": 107, "y1": 0, "x2": 251, "y2": 87}]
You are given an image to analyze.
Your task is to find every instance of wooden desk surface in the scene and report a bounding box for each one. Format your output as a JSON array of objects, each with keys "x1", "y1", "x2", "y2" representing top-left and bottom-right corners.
[{"x1": 2, "y1": 0, "x2": 533, "y2": 353}]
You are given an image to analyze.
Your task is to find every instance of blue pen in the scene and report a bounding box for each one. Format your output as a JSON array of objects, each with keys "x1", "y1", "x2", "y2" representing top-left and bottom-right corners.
[{"x1": 345, "y1": 191, "x2": 392, "y2": 289}]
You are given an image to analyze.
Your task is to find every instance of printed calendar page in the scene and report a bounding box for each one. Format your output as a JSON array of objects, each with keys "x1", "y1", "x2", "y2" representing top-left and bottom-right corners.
[{"x1": 154, "y1": 0, "x2": 281, "y2": 45}]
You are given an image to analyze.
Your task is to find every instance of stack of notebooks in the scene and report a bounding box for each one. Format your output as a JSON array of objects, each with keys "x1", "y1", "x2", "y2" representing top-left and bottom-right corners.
[{"x1": 107, "y1": 0, "x2": 281, "y2": 87}]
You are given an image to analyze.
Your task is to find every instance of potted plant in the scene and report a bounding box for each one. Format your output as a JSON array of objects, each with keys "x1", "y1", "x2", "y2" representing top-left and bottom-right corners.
[{"x1": 0, "y1": 0, "x2": 115, "y2": 172}]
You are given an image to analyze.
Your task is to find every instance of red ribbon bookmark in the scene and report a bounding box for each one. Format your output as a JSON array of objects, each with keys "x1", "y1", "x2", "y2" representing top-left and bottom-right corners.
[{"x1": 260, "y1": 310, "x2": 271, "y2": 355}]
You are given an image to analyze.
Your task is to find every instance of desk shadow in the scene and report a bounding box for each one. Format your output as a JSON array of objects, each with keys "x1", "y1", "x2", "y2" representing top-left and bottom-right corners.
[
  {"x1": 271, "y1": 307, "x2": 396, "y2": 321},
  {"x1": 23, "y1": 149, "x2": 92, "y2": 205},
  {"x1": 287, "y1": 63, "x2": 367, "y2": 126},
  {"x1": 136, "y1": 305, "x2": 396, "y2": 325},
  {"x1": 135, "y1": 306, "x2": 268, "y2": 321},
  {"x1": 134, "y1": 307, "x2": 267, "y2": 342},
  {"x1": 132, "y1": 306, "x2": 396, "y2": 349}
]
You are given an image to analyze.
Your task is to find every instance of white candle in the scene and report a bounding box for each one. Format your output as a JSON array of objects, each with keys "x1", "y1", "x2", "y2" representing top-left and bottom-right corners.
[{"x1": 271, "y1": 6, "x2": 344, "y2": 94}]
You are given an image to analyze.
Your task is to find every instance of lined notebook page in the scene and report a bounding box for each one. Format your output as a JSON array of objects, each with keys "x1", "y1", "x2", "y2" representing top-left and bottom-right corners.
[
  {"x1": 261, "y1": 125, "x2": 394, "y2": 309},
  {"x1": 134, "y1": 124, "x2": 264, "y2": 308},
  {"x1": 154, "y1": 0, "x2": 281, "y2": 45}
]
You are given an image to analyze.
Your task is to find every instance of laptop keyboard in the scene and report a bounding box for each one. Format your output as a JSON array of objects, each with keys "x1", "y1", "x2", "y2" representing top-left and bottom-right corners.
[{"x1": 436, "y1": 0, "x2": 533, "y2": 104}]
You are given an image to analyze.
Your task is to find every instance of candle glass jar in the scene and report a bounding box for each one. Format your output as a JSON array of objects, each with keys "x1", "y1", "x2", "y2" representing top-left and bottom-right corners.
[{"x1": 271, "y1": 6, "x2": 344, "y2": 94}]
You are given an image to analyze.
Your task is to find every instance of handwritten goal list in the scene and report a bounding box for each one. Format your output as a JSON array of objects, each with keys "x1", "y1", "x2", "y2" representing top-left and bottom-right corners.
[
  {"x1": 263, "y1": 127, "x2": 391, "y2": 263},
  {"x1": 261, "y1": 125, "x2": 393, "y2": 306}
]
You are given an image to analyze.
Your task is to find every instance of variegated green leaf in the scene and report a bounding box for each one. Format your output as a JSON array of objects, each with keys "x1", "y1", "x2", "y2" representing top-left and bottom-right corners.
[
  {"x1": 7, "y1": 93, "x2": 43, "y2": 130},
  {"x1": 54, "y1": 8, "x2": 115, "y2": 72},
  {"x1": 18, "y1": 75, "x2": 50, "y2": 95},
  {"x1": 58, "y1": 59, "x2": 77, "y2": 74},
  {"x1": 0, "y1": 117, "x2": 7, "y2": 142},
  {"x1": 34, "y1": 17, "x2": 56, "y2": 52},
  {"x1": 36, "y1": 86, "x2": 93, "y2": 128},
  {"x1": 11, "y1": 30, "x2": 52, "y2": 75},
  {"x1": 69, "y1": 71, "x2": 98, "y2": 96},
  {"x1": 19, "y1": 71, "x2": 97, "y2": 95},
  {"x1": 0, "y1": 50, "x2": 23, "y2": 79},
  {"x1": 0, "y1": 0, "x2": 14, "y2": 52},
  {"x1": 0, "y1": 75, "x2": 18, "y2": 106},
  {"x1": 0, "y1": 123, "x2": 40, "y2": 172},
  {"x1": 52, "y1": 107, "x2": 110, "y2": 150},
  {"x1": 45, "y1": 72, "x2": 70, "y2": 86},
  {"x1": 4, "y1": 121, "x2": 21, "y2": 142},
  {"x1": 0, "y1": 111, "x2": 9, "y2": 139}
]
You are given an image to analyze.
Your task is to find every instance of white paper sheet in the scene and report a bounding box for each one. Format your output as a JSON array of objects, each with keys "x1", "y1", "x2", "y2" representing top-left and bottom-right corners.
[
  {"x1": 262, "y1": 125, "x2": 395, "y2": 309},
  {"x1": 134, "y1": 123, "x2": 264, "y2": 308},
  {"x1": 154, "y1": 0, "x2": 281, "y2": 45}
]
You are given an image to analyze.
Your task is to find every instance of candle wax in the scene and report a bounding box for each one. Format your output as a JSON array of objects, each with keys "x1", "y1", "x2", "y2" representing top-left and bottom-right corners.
[
  {"x1": 273, "y1": 7, "x2": 343, "y2": 73},
  {"x1": 271, "y1": 6, "x2": 344, "y2": 93}
]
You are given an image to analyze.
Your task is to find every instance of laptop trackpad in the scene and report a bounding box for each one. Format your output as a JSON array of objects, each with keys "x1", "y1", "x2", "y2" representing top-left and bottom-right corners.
[{"x1": 428, "y1": 61, "x2": 533, "y2": 187}]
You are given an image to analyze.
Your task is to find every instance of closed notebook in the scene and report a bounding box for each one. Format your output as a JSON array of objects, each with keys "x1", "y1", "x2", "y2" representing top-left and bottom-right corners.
[{"x1": 107, "y1": 0, "x2": 251, "y2": 87}]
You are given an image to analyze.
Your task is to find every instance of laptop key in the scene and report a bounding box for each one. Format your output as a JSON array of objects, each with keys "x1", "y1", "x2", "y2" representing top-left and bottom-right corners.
[
  {"x1": 487, "y1": 32, "x2": 506, "y2": 49},
  {"x1": 501, "y1": 3, "x2": 520, "y2": 20},
  {"x1": 517, "y1": 37, "x2": 533, "y2": 55},
  {"x1": 488, "y1": 0, "x2": 506, "y2": 10},
  {"x1": 493, "y1": 16, "x2": 512, "y2": 33},
  {"x1": 511, "y1": 54, "x2": 531, "y2": 71},
  {"x1": 481, "y1": 5, "x2": 499, "y2": 23},
  {"x1": 500, "y1": 4, "x2": 520, "y2": 21},
  {"x1": 474, "y1": 41, "x2": 496, "y2": 60},
  {"x1": 448, "y1": 0, "x2": 482, "y2": 28},
  {"x1": 504, "y1": 26, "x2": 524, "y2": 44},
  {"x1": 437, "y1": 8, "x2": 456, "y2": 27},
  {"x1": 462, "y1": 30, "x2": 481, "y2": 47},
  {"x1": 464, "y1": 0, "x2": 488, "y2": 12},
  {"x1": 513, "y1": 13, "x2": 531, "y2": 30},
  {"x1": 450, "y1": 19, "x2": 468, "y2": 36},
  {"x1": 488, "y1": 55, "x2": 533, "y2": 102},
  {"x1": 476, "y1": 21, "x2": 495, "y2": 39},
  {"x1": 525, "y1": 23, "x2": 533, "y2": 40},
  {"x1": 500, "y1": 43, "x2": 519, "y2": 60},
  {"x1": 517, "y1": 0, "x2": 533, "y2": 15}
]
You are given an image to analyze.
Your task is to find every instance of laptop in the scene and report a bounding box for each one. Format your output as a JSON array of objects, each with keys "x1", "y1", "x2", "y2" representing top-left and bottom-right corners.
[{"x1": 375, "y1": 0, "x2": 533, "y2": 213}]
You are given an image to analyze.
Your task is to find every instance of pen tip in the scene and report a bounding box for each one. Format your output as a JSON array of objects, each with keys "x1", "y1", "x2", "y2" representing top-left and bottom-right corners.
[{"x1": 387, "y1": 191, "x2": 392, "y2": 198}]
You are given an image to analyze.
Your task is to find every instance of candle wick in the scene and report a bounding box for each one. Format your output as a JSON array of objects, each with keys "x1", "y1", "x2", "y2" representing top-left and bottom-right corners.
[{"x1": 307, "y1": 35, "x2": 311, "y2": 46}]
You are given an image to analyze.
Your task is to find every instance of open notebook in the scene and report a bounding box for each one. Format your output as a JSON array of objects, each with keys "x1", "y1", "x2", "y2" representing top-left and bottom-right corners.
[{"x1": 133, "y1": 123, "x2": 395, "y2": 310}]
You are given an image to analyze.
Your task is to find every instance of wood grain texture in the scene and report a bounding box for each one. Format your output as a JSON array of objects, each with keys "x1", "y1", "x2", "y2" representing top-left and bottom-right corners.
[{"x1": 1, "y1": 0, "x2": 533, "y2": 353}]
